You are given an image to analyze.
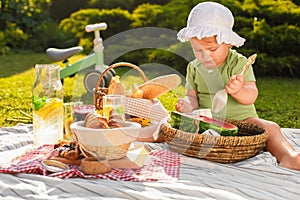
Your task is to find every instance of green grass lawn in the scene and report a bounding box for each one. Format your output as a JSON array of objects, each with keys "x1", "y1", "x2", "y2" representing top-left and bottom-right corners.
[{"x1": 0, "y1": 53, "x2": 299, "y2": 128}]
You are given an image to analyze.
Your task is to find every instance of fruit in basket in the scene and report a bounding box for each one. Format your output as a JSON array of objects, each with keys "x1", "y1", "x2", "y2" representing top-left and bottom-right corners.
[
  {"x1": 170, "y1": 111, "x2": 238, "y2": 136},
  {"x1": 199, "y1": 116, "x2": 238, "y2": 136},
  {"x1": 170, "y1": 111, "x2": 200, "y2": 133}
]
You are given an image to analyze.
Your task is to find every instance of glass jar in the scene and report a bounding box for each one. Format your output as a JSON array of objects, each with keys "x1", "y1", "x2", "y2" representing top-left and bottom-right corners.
[{"x1": 32, "y1": 64, "x2": 64, "y2": 147}]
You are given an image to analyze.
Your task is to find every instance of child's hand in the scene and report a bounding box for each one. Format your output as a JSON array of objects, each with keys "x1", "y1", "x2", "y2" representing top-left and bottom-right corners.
[
  {"x1": 225, "y1": 74, "x2": 245, "y2": 95},
  {"x1": 175, "y1": 98, "x2": 194, "y2": 113}
]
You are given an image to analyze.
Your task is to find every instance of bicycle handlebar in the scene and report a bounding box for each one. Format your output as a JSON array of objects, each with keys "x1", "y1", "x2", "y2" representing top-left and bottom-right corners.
[{"x1": 85, "y1": 23, "x2": 107, "y2": 32}]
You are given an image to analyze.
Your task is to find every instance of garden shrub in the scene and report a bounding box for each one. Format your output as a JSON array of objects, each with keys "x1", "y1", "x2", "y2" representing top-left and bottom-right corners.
[
  {"x1": 28, "y1": 21, "x2": 78, "y2": 52},
  {"x1": 59, "y1": 8, "x2": 132, "y2": 54},
  {"x1": 86, "y1": 0, "x2": 171, "y2": 11},
  {"x1": 4, "y1": 23, "x2": 28, "y2": 50},
  {"x1": 0, "y1": 32, "x2": 10, "y2": 55},
  {"x1": 131, "y1": 4, "x2": 164, "y2": 27},
  {"x1": 78, "y1": 38, "x2": 93, "y2": 54}
]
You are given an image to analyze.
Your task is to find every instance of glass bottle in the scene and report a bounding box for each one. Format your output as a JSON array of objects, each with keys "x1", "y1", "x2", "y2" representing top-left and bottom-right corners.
[{"x1": 32, "y1": 64, "x2": 64, "y2": 147}]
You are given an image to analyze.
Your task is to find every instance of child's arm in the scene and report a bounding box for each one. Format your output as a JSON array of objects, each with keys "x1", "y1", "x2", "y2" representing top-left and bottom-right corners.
[
  {"x1": 175, "y1": 89, "x2": 199, "y2": 113},
  {"x1": 226, "y1": 74, "x2": 258, "y2": 105}
]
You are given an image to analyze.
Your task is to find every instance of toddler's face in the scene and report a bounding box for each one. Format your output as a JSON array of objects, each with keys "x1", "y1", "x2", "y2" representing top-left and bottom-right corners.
[{"x1": 190, "y1": 36, "x2": 231, "y2": 69}]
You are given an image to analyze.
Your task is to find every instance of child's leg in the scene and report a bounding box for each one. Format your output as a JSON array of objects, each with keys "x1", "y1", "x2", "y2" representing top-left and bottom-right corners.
[{"x1": 244, "y1": 117, "x2": 300, "y2": 170}]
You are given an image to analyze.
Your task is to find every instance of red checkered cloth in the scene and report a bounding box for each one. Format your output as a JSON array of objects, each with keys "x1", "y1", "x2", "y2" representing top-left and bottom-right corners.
[{"x1": 0, "y1": 145, "x2": 180, "y2": 181}]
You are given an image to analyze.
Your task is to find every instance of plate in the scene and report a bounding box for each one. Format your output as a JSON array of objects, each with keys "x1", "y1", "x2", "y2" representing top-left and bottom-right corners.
[{"x1": 41, "y1": 160, "x2": 69, "y2": 172}]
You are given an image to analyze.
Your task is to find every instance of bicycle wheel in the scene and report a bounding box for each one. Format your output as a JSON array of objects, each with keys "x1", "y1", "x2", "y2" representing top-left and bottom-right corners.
[
  {"x1": 103, "y1": 65, "x2": 116, "y2": 86},
  {"x1": 84, "y1": 70, "x2": 108, "y2": 94}
]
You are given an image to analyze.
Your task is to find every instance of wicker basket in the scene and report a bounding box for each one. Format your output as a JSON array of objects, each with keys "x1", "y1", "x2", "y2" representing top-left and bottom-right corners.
[
  {"x1": 80, "y1": 157, "x2": 112, "y2": 175},
  {"x1": 94, "y1": 62, "x2": 148, "y2": 110},
  {"x1": 79, "y1": 142, "x2": 131, "y2": 160},
  {"x1": 93, "y1": 62, "x2": 169, "y2": 143},
  {"x1": 160, "y1": 119, "x2": 268, "y2": 163},
  {"x1": 71, "y1": 121, "x2": 142, "y2": 160}
]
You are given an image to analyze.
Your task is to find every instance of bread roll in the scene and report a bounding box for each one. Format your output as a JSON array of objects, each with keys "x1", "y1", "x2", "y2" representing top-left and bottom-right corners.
[
  {"x1": 131, "y1": 89, "x2": 144, "y2": 98},
  {"x1": 108, "y1": 76, "x2": 125, "y2": 95},
  {"x1": 108, "y1": 109, "x2": 125, "y2": 128},
  {"x1": 84, "y1": 111, "x2": 109, "y2": 129}
]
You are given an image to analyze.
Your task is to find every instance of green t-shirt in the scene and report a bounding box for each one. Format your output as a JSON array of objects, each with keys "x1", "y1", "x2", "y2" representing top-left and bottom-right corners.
[{"x1": 185, "y1": 49, "x2": 258, "y2": 120}]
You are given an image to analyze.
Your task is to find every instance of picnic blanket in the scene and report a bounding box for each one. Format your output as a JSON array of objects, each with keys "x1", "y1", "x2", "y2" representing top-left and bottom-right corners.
[
  {"x1": 0, "y1": 144, "x2": 179, "y2": 181},
  {"x1": 0, "y1": 123, "x2": 300, "y2": 200}
]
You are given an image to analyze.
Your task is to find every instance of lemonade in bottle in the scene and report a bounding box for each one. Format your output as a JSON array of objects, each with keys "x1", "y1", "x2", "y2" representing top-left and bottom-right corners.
[{"x1": 32, "y1": 64, "x2": 64, "y2": 147}]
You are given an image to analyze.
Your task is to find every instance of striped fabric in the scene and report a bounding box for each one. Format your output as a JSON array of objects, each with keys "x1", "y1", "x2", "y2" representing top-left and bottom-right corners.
[
  {"x1": 0, "y1": 123, "x2": 33, "y2": 152},
  {"x1": 0, "y1": 124, "x2": 300, "y2": 199}
]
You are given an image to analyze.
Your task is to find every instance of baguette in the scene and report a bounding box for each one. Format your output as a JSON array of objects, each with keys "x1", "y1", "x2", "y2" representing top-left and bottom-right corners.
[
  {"x1": 131, "y1": 74, "x2": 181, "y2": 100},
  {"x1": 138, "y1": 82, "x2": 169, "y2": 100},
  {"x1": 146, "y1": 74, "x2": 181, "y2": 90}
]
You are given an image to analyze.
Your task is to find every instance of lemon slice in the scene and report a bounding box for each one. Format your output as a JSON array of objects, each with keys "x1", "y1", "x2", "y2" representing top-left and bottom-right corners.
[{"x1": 35, "y1": 98, "x2": 63, "y2": 120}]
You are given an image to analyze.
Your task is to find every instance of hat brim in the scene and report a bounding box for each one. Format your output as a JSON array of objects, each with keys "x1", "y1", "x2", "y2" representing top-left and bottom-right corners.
[{"x1": 177, "y1": 26, "x2": 245, "y2": 47}]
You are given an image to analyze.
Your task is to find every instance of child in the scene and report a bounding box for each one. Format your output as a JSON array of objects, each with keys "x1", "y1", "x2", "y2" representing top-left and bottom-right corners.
[{"x1": 175, "y1": 2, "x2": 300, "y2": 170}]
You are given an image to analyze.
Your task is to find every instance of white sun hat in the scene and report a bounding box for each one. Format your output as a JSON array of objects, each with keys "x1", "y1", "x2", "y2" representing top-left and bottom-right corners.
[{"x1": 177, "y1": 2, "x2": 245, "y2": 47}]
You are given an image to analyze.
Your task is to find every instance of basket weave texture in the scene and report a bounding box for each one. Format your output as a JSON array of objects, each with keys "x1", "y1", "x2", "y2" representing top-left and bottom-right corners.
[
  {"x1": 160, "y1": 119, "x2": 268, "y2": 163},
  {"x1": 80, "y1": 157, "x2": 112, "y2": 175},
  {"x1": 79, "y1": 142, "x2": 131, "y2": 160}
]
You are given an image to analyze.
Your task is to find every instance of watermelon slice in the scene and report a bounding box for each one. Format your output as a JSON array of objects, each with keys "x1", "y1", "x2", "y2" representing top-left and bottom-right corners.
[
  {"x1": 199, "y1": 116, "x2": 238, "y2": 136},
  {"x1": 170, "y1": 111, "x2": 200, "y2": 133},
  {"x1": 170, "y1": 111, "x2": 238, "y2": 136}
]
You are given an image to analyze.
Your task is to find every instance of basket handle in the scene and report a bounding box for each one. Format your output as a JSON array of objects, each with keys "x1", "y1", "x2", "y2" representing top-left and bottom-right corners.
[{"x1": 95, "y1": 62, "x2": 148, "y2": 92}]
